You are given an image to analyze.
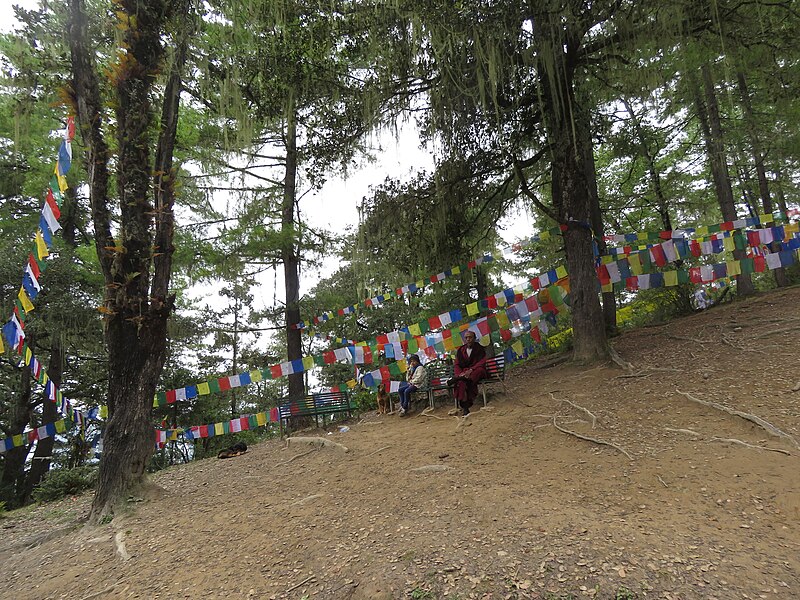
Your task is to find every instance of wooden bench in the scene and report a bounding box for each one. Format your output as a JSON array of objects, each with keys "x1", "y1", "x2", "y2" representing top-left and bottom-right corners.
[
  {"x1": 438, "y1": 354, "x2": 508, "y2": 409},
  {"x1": 422, "y1": 360, "x2": 455, "y2": 409},
  {"x1": 278, "y1": 390, "x2": 352, "y2": 437}
]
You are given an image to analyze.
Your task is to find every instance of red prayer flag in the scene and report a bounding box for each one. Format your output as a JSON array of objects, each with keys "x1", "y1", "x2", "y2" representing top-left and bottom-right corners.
[
  {"x1": 690, "y1": 240, "x2": 701, "y2": 257},
  {"x1": 240, "y1": 417, "x2": 249, "y2": 431},
  {"x1": 166, "y1": 390, "x2": 177, "y2": 404},
  {"x1": 531, "y1": 327, "x2": 541, "y2": 343},
  {"x1": 428, "y1": 315, "x2": 442, "y2": 329},
  {"x1": 626, "y1": 276, "x2": 639, "y2": 291},
  {"x1": 659, "y1": 230, "x2": 671, "y2": 240},
  {"x1": 270, "y1": 365, "x2": 282, "y2": 379},
  {"x1": 720, "y1": 221, "x2": 734, "y2": 231},
  {"x1": 199, "y1": 425, "x2": 209, "y2": 437},
  {"x1": 689, "y1": 267, "x2": 702, "y2": 283},
  {"x1": 754, "y1": 256, "x2": 766, "y2": 272},
  {"x1": 650, "y1": 245, "x2": 667, "y2": 267}
]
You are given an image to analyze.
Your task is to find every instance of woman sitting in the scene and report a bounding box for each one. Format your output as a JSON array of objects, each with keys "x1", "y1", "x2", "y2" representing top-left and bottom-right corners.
[{"x1": 397, "y1": 354, "x2": 427, "y2": 416}]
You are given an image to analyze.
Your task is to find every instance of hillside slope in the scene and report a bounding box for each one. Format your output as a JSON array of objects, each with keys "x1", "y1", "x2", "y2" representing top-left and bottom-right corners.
[{"x1": 2, "y1": 287, "x2": 800, "y2": 600}]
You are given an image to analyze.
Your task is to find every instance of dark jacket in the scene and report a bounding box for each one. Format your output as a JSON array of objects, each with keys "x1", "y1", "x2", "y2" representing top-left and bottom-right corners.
[{"x1": 455, "y1": 342, "x2": 487, "y2": 375}]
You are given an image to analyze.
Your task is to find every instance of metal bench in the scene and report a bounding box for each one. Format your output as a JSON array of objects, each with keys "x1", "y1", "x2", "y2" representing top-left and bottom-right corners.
[
  {"x1": 422, "y1": 360, "x2": 455, "y2": 409},
  {"x1": 278, "y1": 390, "x2": 352, "y2": 437}
]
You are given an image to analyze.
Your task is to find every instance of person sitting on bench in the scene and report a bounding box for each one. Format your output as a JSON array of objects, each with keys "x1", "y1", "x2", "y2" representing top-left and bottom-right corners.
[
  {"x1": 398, "y1": 354, "x2": 427, "y2": 416},
  {"x1": 451, "y1": 331, "x2": 487, "y2": 416}
]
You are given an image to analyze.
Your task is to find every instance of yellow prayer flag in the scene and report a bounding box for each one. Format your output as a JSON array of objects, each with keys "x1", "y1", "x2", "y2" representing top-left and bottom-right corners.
[
  {"x1": 302, "y1": 355, "x2": 314, "y2": 370},
  {"x1": 696, "y1": 226, "x2": 709, "y2": 237},
  {"x1": 496, "y1": 312, "x2": 510, "y2": 329},
  {"x1": 0, "y1": 333, "x2": 4, "y2": 354},
  {"x1": 256, "y1": 412, "x2": 266, "y2": 426},
  {"x1": 540, "y1": 230, "x2": 550, "y2": 240},
  {"x1": 466, "y1": 302, "x2": 479, "y2": 316},
  {"x1": 55, "y1": 419, "x2": 66, "y2": 433},
  {"x1": 451, "y1": 265, "x2": 461, "y2": 275},
  {"x1": 480, "y1": 335, "x2": 490, "y2": 346},
  {"x1": 443, "y1": 336, "x2": 455, "y2": 351},
  {"x1": 726, "y1": 260, "x2": 741, "y2": 277},
  {"x1": 35, "y1": 230, "x2": 49, "y2": 260},
  {"x1": 197, "y1": 382, "x2": 210, "y2": 395},
  {"x1": 398, "y1": 359, "x2": 408, "y2": 373},
  {"x1": 637, "y1": 232, "x2": 648, "y2": 240},
  {"x1": 24, "y1": 345, "x2": 33, "y2": 365},
  {"x1": 41, "y1": 372, "x2": 48, "y2": 385},
  {"x1": 496, "y1": 294, "x2": 507, "y2": 307},
  {"x1": 249, "y1": 369, "x2": 262, "y2": 383},
  {"x1": 785, "y1": 222, "x2": 799, "y2": 234},
  {"x1": 415, "y1": 280, "x2": 425, "y2": 289},
  {"x1": 152, "y1": 396, "x2": 159, "y2": 408},
  {"x1": 628, "y1": 254, "x2": 642, "y2": 275},
  {"x1": 555, "y1": 265, "x2": 568, "y2": 279},
  {"x1": 12, "y1": 434, "x2": 23, "y2": 447},
  {"x1": 214, "y1": 422, "x2": 224, "y2": 436},
  {"x1": 601, "y1": 255, "x2": 614, "y2": 264},
  {"x1": 409, "y1": 323, "x2": 422, "y2": 336},
  {"x1": 759, "y1": 212, "x2": 773, "y2": 224},
  {"x1": 663, "y1": 271, "x2": 678, "y2": 287},
  {"x1": 512, "y1": 340, "x2": 523, "y2": 356},
  {"x1": 345, "y1": 378, "x2": 357, "y2": 389},
  {"x1": 100, "y1": 405, "x2": 108, "y2": 418},
  {"x1": 723, "y1": 236, "x2": 734, "y2": 252},
  {"x1": 169, "y1": 430, "x2": 179, "y2": 441},
  {"x1": 18, "y1": 288, "x2": 34, "y2": 313},
  {"x1": 601, "y1": 282, "x2": 613, "y2": 293}
]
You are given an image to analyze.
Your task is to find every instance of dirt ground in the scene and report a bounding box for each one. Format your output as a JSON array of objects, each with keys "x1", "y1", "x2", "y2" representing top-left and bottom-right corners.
[{"x1": 2, "y1": 286, "x2": 800, "y2": 600}]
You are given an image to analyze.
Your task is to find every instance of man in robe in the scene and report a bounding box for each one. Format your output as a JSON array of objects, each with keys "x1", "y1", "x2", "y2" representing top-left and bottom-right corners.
[{"x1": 451, "y1": 331, "x2": 487, "y2": 415}]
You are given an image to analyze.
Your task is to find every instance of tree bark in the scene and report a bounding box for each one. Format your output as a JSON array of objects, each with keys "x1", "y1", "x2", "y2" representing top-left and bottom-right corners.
[
  {"x1": 282, "y1": 93, "x2": 305, "y2": 400},
  {"x1": 736, "y1": 71, "x2": 787, "y2": 287},
  {"x1": 695, "y1": 64, "x2": 754, "y2": 296},
  {"x1": 581, "y1": 119, "x2": 616, "y2": 335},
  {"x1": 69, "y1": 0, "x2": 185, "y2": 523},
  {"x1": 534, "y1": 9, "x2": 607, "y2": 363}
]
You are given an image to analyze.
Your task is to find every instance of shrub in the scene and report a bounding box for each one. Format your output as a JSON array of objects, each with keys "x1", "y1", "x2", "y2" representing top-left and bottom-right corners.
[{"x1": 31, "y1": 466, "x2": 97, "y2": 503}]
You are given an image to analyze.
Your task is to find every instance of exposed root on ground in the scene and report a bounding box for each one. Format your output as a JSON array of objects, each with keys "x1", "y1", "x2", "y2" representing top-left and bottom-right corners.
[
  {"x1": 292, "y1": 494, "x2": 324, "y2": 506},
  {"x1": 365, "y1": 445, "x2": 391, "y2": 458},
  {"x1": 114, "y1": 531, "x2": 130, "y2": 561},
  {"x1": 285, "y1": 437, "x2": 350, "y2": 453},
  {"x1": 550, "y1": 392, "x2": 597, "y2": 428},
  {"x1": 551, "y1": 417, "x2": 633, "y2": 460},
  {"x1": 755, "y1": 325, "x2": 800, "y2": 339},
  {"x1": 709, "y1": 437, "x2": 791, "y2": 456},
  {"x1": 675, "y1": 389, "x2": 799, "y2": 449},
  {"x1": 608, "y1": 346, "x2": 635, "y2": 374},
  {"x1": 665, "y1": 427, "x2": 701, "y2": 436},
  {"x1": 276, "y1": 448, "x2": 318, "y2": 466}
]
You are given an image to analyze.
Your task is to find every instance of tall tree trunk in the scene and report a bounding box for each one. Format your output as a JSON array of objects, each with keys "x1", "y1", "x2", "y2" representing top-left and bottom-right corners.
[
  {"x1": 581, "y1": 119, "x2": 616, "y2": 335},
  {"x1": 694, "y1": 65, "x2": 754, "y2": 296},
  {"x1": 283, "y1": 93, "x2": 305, "y2": 400},
  {"x1": 0, "y1": 360, "x2": 33, "y2": 508},
  {"x1": 736, "y1": 71, "x2": 787, "y2": 287},
  {"x1": 69, "y1": 0, "x2": 186, "y2": 522},
  {"x1": 534, "y1": 10, "x2": 607, "y2": 363}
]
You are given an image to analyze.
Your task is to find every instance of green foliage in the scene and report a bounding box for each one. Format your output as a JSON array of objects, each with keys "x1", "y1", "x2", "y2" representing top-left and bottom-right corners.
[
  {"x1": 0, "y1": 500, "x2": 6, "y2": 518},
  {"x1": 31, "y1": 466, "x2": 97, "y2": 503}
]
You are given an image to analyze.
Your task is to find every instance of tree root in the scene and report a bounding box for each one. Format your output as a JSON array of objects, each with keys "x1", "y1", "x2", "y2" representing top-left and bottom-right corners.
[
  {"x1": 552, "y1": 417, "x2": 633, "y2": 460},
  {"x1": 411, "y1": 464, "x2": 453, "y2": 472},
  {"x1": 657, "y1": 475, "x2": 668, "y2": 488},
  {"x1": 285, "y1": 436, "x2": 349, "y2": 453},
  {"x1": 286, "y1": 575, "x2": 315, "y2": 593},
  {"x1": 114, "y1": 531, "x2": 131, "y2": 561},
  {"x1": 276, "y1": 448, "x2": 318, "y2": 466},
  {"x1": 667, "y1": 333, "x2": 712, "y2": 346},
  {"x1": 608, "y1": 346, "x2": 635, "y2": 374},
  {"x1": 364, "y1": 445, "x2": 391, "y2": 458},
  {"x1": 675, "y1": 389, "x2": 799, "y2": 449},
  {"x1": 754, "y1": 325, "x2": 800, "y2": 339},
  {"x1": 292, "y1": 494, "x2": 324, "y2": 506},
  {"x1": 710, "y1": 437, "x2": 791, "y2": 456},
  {"x1": 550, "y1": 392, "x2": 597, "y2": 428},
  {"x1": 665, "y1": 427, "x2": 701, "y2": 436}
]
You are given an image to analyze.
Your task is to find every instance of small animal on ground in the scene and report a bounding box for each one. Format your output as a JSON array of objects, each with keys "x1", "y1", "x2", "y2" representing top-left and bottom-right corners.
[
  {"x1": 376, "y1": 383, "x2": 390, "y2": 415},
  {"x1": 218, "y1": 441, "x2": 248, "y2": 459}
]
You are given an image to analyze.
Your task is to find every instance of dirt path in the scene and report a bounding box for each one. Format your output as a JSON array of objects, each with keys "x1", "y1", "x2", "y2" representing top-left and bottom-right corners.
[{"x1": 2, "y1": 287, "x2": 800, "y2": 600}]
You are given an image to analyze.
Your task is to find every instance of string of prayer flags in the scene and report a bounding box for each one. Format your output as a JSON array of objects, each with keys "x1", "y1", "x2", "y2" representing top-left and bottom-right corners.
[
  {"x1": 602, "y1": 213, "x2": 785, "y2": 245},
  {"x1": 291, "y1": 224, "x2": 569, "y2": 330}
]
